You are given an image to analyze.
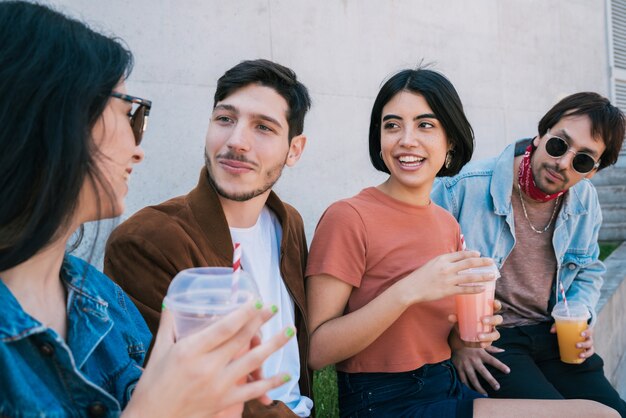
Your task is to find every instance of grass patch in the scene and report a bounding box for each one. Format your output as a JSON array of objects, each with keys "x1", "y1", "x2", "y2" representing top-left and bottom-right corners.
[
  {"x1": 313, "y1": 366, "x2": 339, "y2": 418},
  {"x1": 599, "y1": 241, "x2": 621, "y2": 261}
]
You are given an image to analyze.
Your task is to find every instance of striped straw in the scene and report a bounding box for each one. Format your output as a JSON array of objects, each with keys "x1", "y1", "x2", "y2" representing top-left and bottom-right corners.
[
  {"x1": 558, "y1": 278, "x2": 570, "y2": 314},
  {"x1": 231, "y1": 242, "x2": 242, "y2": 302}
]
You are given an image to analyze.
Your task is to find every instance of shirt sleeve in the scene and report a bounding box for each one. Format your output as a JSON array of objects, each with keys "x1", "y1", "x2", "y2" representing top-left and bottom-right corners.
[{"x1": 305, "y1": 201, "x2": 368, "y2": 287}]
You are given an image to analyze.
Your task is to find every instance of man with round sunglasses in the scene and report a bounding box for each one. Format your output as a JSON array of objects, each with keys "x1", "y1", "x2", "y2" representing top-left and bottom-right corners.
[{"x1": 432, "y1": 92, "x2": 626, "y2": 414}]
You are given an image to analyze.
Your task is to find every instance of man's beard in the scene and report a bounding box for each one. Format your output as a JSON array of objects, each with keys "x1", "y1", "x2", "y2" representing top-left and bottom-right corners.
[
  {"x1": 204, "y1": 150, "x2": 286, "y2": 202},
  {"x1": 533, "y1": 162, "x2": 570, "y2": 195}
]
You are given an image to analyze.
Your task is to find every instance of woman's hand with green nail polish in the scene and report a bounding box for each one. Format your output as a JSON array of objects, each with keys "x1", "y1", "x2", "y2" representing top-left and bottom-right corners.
[{"x1": 122, "y1": 301, "x2": 294, "y2": 418}]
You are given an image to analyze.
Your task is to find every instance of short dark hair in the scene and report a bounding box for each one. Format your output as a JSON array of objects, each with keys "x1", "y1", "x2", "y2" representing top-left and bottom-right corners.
[
  {"x1": 369, "y1": 68, "x2": 474, "y2": 176},
  {"x1": 214, "y1": 59, "x2": 311, "y2": 140},
  {"x1": 538, "y1": 92, "x2": 625, "y2": 170},
  {"x1": 0, "y1": 1, "x2": 133, "y2": 270}
]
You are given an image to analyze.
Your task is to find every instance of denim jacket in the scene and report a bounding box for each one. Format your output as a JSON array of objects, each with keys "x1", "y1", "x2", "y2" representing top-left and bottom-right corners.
[
  {"x1": 0, "y1": 254, "x2": 152, "y2": 417},
  {"x1": 431, "y1": 139, "x2": 605, "y2": 324}
]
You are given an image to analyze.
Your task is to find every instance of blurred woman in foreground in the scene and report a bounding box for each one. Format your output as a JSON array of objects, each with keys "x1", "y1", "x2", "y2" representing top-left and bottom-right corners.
[{"x1": 0, "y1": 2, "x2": 292, "y2": 416}]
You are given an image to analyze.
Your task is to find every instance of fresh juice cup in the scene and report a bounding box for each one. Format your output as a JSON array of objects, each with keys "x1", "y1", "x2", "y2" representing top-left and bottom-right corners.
[
  {"x1": 455, "y1": 264, "x2": 500, "y2": 344},
  {"x1": 551, "y1": 301, "x2": 590, "y2": 364},
  {"x1": 164, "y1": 267, "x2": 258, "y2": 418}
]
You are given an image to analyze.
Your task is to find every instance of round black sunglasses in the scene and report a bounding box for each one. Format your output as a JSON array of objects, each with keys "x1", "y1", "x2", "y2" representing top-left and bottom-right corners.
[{"x1": 544, "y1": 131, "x2": 601, "y2": 174}]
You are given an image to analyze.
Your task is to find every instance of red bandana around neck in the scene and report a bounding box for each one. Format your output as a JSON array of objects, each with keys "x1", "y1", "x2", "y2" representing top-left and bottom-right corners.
[{"x1": 518, "y1": 144, "x2": 565, "y2": 202}]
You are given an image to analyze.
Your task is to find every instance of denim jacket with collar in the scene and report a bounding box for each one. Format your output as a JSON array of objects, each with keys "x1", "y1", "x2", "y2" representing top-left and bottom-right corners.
[
  {"x1": 431, "y1": 139, "x2": 605, "y2": 324},
  {"x1": 0, "y1": 254, "x2": 152, "y2": 417}
]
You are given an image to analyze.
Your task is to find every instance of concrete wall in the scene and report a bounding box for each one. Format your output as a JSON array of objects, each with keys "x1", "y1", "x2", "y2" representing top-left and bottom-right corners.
[{"x1": 46, "y1": 0, "x2": 611, "y2": 264}]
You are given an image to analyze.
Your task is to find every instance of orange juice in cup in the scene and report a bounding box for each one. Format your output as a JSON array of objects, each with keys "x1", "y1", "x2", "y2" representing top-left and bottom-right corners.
[
  {"x1": 455, "y1": 264, "x2": 500, "y2": 344},
  {"x1": 551, "y1": 301, "x2": 590, "y2": 364}
]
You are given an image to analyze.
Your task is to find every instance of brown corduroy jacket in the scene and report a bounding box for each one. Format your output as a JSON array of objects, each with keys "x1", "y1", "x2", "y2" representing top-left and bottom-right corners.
[{"x1": 104, "y1": 168, "x2": 312, "y2": 416}]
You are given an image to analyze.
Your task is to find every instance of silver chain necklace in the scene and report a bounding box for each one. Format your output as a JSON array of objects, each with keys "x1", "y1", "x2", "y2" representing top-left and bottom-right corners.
[{"x1": 517, "y1": 185, "x2": 560, "y2": 234}]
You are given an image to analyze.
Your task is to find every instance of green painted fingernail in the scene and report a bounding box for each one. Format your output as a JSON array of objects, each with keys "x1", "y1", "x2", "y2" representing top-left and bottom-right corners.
[
  {"x1": 255, "y1": 300, "x2": 263, "y2": 310},
  {"x1": 271, "y1": 304, "x2": 279, "y2": 314},
  {"x1": 161, "y1": 302, "x2": 166, "y2": 311},
  {"x1": 282, "y1": 374, "x2": 292, "y2": 383},
  {"x1": 285, "y1": 327, "x2": 295, "y2": 338}
]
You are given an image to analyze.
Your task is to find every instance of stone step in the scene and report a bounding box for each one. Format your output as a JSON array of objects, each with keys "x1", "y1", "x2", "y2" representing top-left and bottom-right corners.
[
  {"x1": 601, "y1": 204, "x2": 626, "y2": 224},
  {"x1": 599, "y1": 222, "x2": 626, "y2": 241},
  {"x1": 597, "y1": 185, "x2": 626, "y2": 204},
  {"x1": 591, "y1": 166, "x2": 626, "y2": 186}
]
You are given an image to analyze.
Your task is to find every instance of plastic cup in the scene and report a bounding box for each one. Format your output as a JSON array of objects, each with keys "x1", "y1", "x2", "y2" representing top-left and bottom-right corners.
[
  {"x1": 164, "y1": 267, "x2": 258, "y2": 340},
  {"x1": 551, "y1": 301, "x2": 590, "y2": 364},
  {"x1": 164, "y1": 267, "x2": 259, "y2": 418},
  {"x1": 455, "y1": 264, "x2": 500, "y2": 344}
]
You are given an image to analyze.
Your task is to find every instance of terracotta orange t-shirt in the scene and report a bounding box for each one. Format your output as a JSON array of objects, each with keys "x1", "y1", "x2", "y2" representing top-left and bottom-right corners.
[{"x1": 306, "y1": 187, "x2": 464, "y2": 373}]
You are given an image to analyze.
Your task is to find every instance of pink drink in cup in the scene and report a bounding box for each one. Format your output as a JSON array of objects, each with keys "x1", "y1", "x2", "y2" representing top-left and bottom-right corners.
[
  {"x1": 455, "y1": 264, "x2": 500, "y2": 345},
  {"x1": 164, "y1": 267, "x2": 259, "y2": 418}
]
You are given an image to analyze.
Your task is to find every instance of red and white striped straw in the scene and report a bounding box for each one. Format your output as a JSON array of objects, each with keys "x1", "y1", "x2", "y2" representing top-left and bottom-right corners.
[{"x1": 231, "y1": 242, "x2": 242, "y2": 301}]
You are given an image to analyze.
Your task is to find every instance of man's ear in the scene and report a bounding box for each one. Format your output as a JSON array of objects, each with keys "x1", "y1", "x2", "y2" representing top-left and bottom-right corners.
[
  {"x1": 285, "y1": 134, "x2": 306, "y2": 167},
  {"x1": 532, "y1": 135, "x2": 541, "y2": 148},
  {"x1": 584, "y1": 168, "x2": 599, "y2": 180}
]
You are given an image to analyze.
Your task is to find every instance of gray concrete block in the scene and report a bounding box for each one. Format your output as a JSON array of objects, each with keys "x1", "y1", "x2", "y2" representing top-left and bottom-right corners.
[
  {"x1": 597, "y1": 185, "x2": 626, "y2": 204},
  {"x1": 599, "y1": 223, "x2": 626, "y2": 241},
  {"x1": 592, "y1": 167, "x2": 626, "y2": 186},
  {"x1": 601, "y1": 204, "x2": 626, "y2": 224}
]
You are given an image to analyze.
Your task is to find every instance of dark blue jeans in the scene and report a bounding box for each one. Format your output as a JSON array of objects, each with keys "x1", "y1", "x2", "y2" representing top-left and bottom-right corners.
[{"x1": 337, "y1": 360, "x2": 484, "y2": 418}]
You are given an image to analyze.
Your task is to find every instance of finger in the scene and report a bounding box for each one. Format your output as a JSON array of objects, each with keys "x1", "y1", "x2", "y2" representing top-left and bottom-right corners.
[
  {"x1": 225, "y1": 373, "x2": 292, "y2": 406},
  {"x1": 577, "y1": 339, "x2": 593, "y2": 349},
  {"x1": 481, "y1": 314, "x2": 503, "y2": 327},
  {"x1": 465, "y1": 367, "x2": 488, "y2": 395},
  {"x1": 192, "y1": 301, "x2": 270, "y2": 351},
  {"x1": 475, "y1": 363, "x2": 501, "y2": 391},
  {"x1": 149, "y1": 304, "x2": 176, "y2": 363},
  {"x1": 443, "y1": 250, "x2": 482, "y2": 263},
  {"x1": 483, "y1": 353, "x2": 510, "y2": 374},
  {"x1": 453, "y1": 272, "x2": 497, "y2": 285},
  {"x1": 478, "y1": 329, "x2": 500, "y2": 344},
  {"x1": 452, "y1": 256, "x2": 495, "y2": 272},
  {"x1": 484, "y1": 345, "x2": 505, "y2": 354},
  {"x1": 448, "y1": 314, "x2": 458, "y2": 324},
  {"x1": 549, "y1": 324, "x2": 556, "y2": 334},
  {"x1": 208, "y1": 307, "x2": 277, "y2": 363},
  {"x1": 581, "y1": 329, "x2": 593, "y2": 338},
  {"x1": 227, "y1": 326, "x2": 295, "y2": 380},
  {"x1": 493, "y1": 299, "x2": 502, "y2": 313},
  {"x1": 455, "y1": 363, "x2": 469, "y2": 386}
]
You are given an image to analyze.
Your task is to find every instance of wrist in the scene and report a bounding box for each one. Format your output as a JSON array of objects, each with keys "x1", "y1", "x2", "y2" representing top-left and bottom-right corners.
[
  {"x1": 390, "y1": 278, "x2": 421, "y2": 308},
  {"x1": 448, "y1": 326, "x2": 465, "y2": 351}
]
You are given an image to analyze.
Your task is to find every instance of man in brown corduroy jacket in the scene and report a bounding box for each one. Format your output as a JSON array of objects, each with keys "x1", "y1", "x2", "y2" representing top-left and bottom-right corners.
[{"x1": 104, "y1": 59, "x2": 313, "y2": 417}]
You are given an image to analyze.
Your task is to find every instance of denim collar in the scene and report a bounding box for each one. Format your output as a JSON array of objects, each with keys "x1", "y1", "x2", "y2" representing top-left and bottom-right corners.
[
  {"x1": 0, "y1": 255, "x2": 111, "y2": 346},
  {"x1": 490, "y1": 139, "x2": 587, "y2": 219}
]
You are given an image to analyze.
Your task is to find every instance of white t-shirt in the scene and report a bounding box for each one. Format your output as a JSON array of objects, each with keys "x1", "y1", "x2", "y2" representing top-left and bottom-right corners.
[{"x1": 230, "y1": 206, "x2": 313, "y2": 417}]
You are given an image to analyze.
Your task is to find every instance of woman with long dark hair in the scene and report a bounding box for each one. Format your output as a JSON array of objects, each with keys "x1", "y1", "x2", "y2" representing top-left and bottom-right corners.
[{"x1": 0, "y1": 2, "x2": 293, "y2": 416}]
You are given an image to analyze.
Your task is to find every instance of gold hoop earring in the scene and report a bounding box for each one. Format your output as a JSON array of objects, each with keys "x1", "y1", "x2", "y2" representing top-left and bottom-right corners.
[{"x1": 445, "y1": 152, "x2": 453, "y2": 169}]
